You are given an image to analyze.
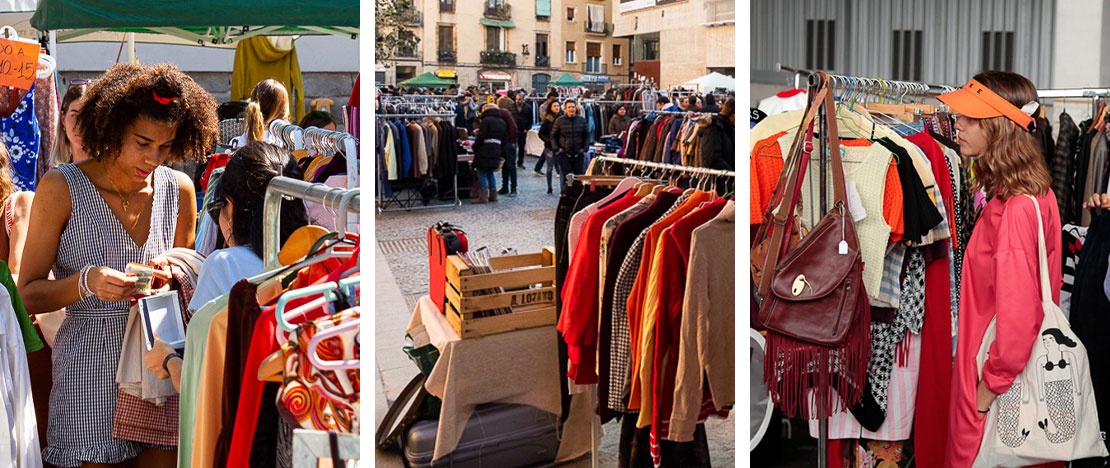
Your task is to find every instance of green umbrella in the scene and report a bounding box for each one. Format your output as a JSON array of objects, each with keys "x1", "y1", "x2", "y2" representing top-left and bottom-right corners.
[
  {"x1": 398, "y1": 72, "x2": 456, "y2": 88},
  {"x1": 552, "y1": 73, "x2": 583, "y2": 86}
]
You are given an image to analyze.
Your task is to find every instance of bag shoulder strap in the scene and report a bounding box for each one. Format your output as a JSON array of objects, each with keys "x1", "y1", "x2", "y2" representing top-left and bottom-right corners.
[{"x1": 1023, "y1": 194, "x2": 1052, "y2": 304}]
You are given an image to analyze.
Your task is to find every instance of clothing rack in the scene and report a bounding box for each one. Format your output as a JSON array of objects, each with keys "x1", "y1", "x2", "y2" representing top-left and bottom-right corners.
[
  {"x1": 269, "y1": 119, "x2": 305, "y2": 150},
  {"x1": 591, "y1": 156, "x2": 735, "y2": 178},
  {"x1": 262, "y1": 176, "x2": 360, "y2": 269},
  {"x1": 301, "y1": 126, "x2": 360, "y2": 190},
  {"x1": 375, "y1": 113, "x2": 464, "y2": 212}
]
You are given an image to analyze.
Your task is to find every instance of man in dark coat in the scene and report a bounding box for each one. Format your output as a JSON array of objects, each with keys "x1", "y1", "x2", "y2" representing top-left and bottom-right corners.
[
  {"x1": 472, "y1": 104, "x2": 507, "y2": 203},
  {"x1": 551, "y1": 100, "x2": 590, "y2": 193},
  {"x1": 696, "y1": 98, "x2": 735, "y2": 171},
  {"x1": 514, "y1": 92, "x2": 534, "y2": 170},
  {"x1": 498, "y1": 105, "x2": 520, "y2": 196}
]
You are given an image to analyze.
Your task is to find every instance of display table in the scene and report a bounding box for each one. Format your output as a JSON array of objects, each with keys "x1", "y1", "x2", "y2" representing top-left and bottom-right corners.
[{"x1": 406, "y1": 295, "x2": 589, "y2": 462}]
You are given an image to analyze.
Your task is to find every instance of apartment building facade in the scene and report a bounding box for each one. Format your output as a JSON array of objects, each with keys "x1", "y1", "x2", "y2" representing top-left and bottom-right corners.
[
  {"x1": 559, "y1": 0, "x2": 630, "y2": 91},
  {"x1": 611, "y1": 0, "x2": 735, "y2": 88}
]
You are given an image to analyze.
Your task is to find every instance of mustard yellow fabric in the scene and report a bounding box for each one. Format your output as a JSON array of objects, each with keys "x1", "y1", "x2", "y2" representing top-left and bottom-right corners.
[{"x1": 232, "y1": 36, "x2": 306, "y2": 122}]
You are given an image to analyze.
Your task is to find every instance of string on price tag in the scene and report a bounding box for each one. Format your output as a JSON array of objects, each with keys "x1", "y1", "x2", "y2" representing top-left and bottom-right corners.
[{"x1": 0, "y1": 38, "x2": 38, "y2": 90}]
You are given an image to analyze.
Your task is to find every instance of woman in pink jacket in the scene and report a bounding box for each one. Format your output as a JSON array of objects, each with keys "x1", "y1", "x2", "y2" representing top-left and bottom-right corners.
[{"x1": 939, "y1": 71, "x2": 1064, "y2": 467}]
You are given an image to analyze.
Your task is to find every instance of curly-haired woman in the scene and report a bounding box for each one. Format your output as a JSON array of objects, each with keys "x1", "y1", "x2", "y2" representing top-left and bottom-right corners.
[{"x1": 17, "y1": 62, "x2": 217, "y2": 468}]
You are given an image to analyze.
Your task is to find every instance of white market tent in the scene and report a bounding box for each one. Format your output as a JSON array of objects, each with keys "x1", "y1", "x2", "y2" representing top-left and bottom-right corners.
[{"x1": 681, "y1": 72, "x2": 735, "y2": 92}]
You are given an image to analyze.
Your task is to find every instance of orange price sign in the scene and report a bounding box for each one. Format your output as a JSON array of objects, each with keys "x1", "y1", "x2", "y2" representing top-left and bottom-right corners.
[{"x1": 0, "y1": 38, "x2": 38, "y2": 90}]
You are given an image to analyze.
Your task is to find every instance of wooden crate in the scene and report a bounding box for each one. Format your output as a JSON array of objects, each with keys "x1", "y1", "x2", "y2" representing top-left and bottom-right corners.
[{"x1": 444, "y1": 247, "x2": 556, "y2": 338}]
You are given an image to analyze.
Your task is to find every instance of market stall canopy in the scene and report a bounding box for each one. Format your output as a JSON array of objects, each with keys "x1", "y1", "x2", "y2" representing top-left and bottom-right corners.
[
  {"x1": 552, "y1": 73, "x2": 583, "y2": 86},
  {"x1": 681, "y1": 72, "x2": 735, "y2": 92},
  {"x1": 398, "y1": 72, "x2": 455, "y2": 89},
  {"x1": 30, "y1": 0, "x2": 359, "y2": 47}
]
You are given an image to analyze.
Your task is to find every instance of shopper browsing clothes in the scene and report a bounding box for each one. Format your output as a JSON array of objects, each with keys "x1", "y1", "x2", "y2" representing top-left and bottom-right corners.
[
  {"x1": 937, "y1": 71, "x2": 1064, "y2": 467},
  {"x1": 550, "y1": 100, "x2": 589, "y2": 193},
  {"x1": 472, "y1": 103, "x2": 507, "y2": 203},
  {"x1": 535, "y1": 100, "x2": 562, "y2": 193},
  {"x1": 497, "y1": 103, "x2": 519, "y2": 197},
  {"x1": 145, "y1": 141, "x2": 310, "y2": 392},
  {"x1": 233, "y1": 78, "x2": 290, "y2": 148},
  {"x1": 18, "y1": 62, "x2": 218, "y2": 468}
]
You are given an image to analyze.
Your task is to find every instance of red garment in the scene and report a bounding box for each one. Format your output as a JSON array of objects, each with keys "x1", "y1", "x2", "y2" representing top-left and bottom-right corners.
[
  {"x1": 348, "y1": 74, "x2": 360, "y2": 108},
  {"x1": 906, "y1": 132, "x2": 958, "y2": 246},
  {"x1": 649, "y1": 199, "x2": 725, "y2": 455},
  {"x1": 945, "y1": 193, "x2": 1062, "y2": 467},
  {"x1": 200, "y1": 153, "x2": 231, "y2": 193},
  {"x1": 559, "y1": 190, "x2": 641, "y2": 383},
  {"x1": 225, "y1": 247, "x2": 360, "y2": 465}
]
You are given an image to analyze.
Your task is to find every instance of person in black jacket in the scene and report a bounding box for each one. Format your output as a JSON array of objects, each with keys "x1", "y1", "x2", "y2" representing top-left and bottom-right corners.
[
  {"x1": 551, "y1": 100, "x2": 589, "y2": 193},
  {"x1": 514, "y1": 92, "x2": 534, "y2": 170},
  {"x1": 472, "y1": 104, "x2": 507, "y2": 203},
  {"x1": 699, "y1": 93, "x2": 721, "y2": 113},
  {"x1": 696, "y1": 98, "x2": 735, "y2": 171},
  {"x1": 534, "y1": 100, "x2": 562, "y2": 193},
  {"x1": 607, "y1": 105, "x2": 632, "y2": 136}
]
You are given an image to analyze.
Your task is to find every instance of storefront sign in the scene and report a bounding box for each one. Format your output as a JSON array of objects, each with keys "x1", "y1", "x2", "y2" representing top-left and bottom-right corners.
[
  {"x1": 0, "y1": 38, "x2": 38, "y2": 90},
  {"x1": 435, "y1": 69, "x2": 457, "y2": 79},
  {"x1": 582, "y1": 75, "x2": 610, "y2": 83},
  {"x1": 478, "y1": 70, "x2": 512, "y2": 81}
]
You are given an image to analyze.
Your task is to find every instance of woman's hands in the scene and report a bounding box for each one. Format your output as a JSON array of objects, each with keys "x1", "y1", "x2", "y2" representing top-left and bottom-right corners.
[
  {"x1": 86, "y1": 266, "x2": 138, "y2": 302},
  {"x1": 1084, "y1": 193, "x2": 1110, "y2": 212},
  {"x1": 976, "y1": 380, "x2": 999, "y2": 416}
]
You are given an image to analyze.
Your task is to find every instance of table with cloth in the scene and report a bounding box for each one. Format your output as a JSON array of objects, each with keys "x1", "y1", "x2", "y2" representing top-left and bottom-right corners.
[{"x1": 405, "y1": 295, "x2": 593, "y2": 462}]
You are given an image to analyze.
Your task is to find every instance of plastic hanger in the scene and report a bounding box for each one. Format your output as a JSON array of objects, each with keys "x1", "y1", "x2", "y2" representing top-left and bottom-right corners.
[
  {"x1": 306, "y1": 316, "x2": 361, "y2": 370},
  {"x1": 274, "y1": 276, "x2": 361, "y2": 340}
]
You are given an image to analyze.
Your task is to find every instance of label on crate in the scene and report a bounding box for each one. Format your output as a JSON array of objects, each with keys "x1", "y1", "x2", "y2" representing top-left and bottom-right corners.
[{"x1": 509, "y1": 289, "x2": 555, "y2": 308}]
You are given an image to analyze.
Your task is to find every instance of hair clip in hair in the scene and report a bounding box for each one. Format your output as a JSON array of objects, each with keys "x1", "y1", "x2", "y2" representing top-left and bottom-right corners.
[
  {"x1": 1020, "y1": 101, "x2": 1039, "y2": 116},
  {"x1": 153, "y1": 91, "x2": 177, "y2": 105}
]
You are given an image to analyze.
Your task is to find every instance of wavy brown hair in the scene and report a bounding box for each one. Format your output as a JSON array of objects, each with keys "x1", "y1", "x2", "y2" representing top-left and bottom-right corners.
[
  {"x1": 968, "y1": 71, "x2": 1051, "y2": 200},
  {"x1": 244, "y1": 79, "x2": 290, "y2": 144},
  {"x1": 76, "y1": 63, "x2": 219, "y2": 164}
]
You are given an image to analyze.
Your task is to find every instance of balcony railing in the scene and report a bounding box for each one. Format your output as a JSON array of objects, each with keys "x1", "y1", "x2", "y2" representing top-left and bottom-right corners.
[
  {"x1": 484, "y1": 4, "x2": 512, "y2": 20},
  {"x1": 438, "y1": 49, "x2": 457, "y2": 63},
  {"x1": 584, "y1": 61, "x2": 607, "y2": 75},
  {"x1": 396, "y1": 47, "x2": 420, "y2": 59},
  {"x1": 585, "y1": 21, "x2": 609, "y2": 35},
  {"x1": 535, "y1": 55, "x2": 550, "y2": 67},
  {"x1": 480, "y1": 50, "x2": 517, "y2": 67},
  {"x1": 400, "y1": 9, "x2": 423, "y2": 26}
]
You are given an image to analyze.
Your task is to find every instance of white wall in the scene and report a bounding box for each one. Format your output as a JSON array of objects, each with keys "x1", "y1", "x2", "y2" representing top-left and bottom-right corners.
[
  {"x1": 53, "y1": 34, "x2": 359, "y2": 73},
  {"x1": 1044, "y1": 0, "x2": 1106, "y2": 125}
]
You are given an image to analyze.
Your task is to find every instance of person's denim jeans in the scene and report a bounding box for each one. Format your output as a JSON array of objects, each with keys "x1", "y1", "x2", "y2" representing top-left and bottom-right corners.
[
  {"x1": 517, "y1": 130, "x2": 528, "y2": 166},
  {"x1": 476, "y1": 168, "x2": 497, "y2": 190},
  {"x1": 501, "y1": 143, "x2": 518, "y2": 191},
  {"x1": 555, "y1": 154, "x2": 580, "y2": 194}
]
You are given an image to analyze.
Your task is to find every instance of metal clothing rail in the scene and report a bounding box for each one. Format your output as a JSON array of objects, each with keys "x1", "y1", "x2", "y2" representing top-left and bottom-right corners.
[
  {"x1": 375, "y1": 113, "x2": 463, "y2": 211},
  {"x1": 1037, "y1": 88, "x2": 1110, "y2": 98},
  {"x1": 270, "y1": 120, "x2": 361, "y2": 190},
  {"x1": 375, "y1": 113, "x2": 456, "y2": 118},
  {"x1": 779, "y1": 65, "x2": 957, "y2": 97},
  {"x1": 592, "y1": 156, "x2": 735, "y2": 178},
  {"x1": 262, "y1": 176, "x2": 360, "y2": 269}
]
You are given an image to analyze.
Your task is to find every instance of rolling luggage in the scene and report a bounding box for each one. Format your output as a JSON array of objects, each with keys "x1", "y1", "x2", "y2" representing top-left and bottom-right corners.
[{"x1": 402, "y1": 403, "x2": 559, "y2": 467}]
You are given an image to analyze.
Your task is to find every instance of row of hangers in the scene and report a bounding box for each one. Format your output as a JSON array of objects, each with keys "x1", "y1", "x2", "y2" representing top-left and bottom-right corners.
[{"x1": 586, "y1": 156, "x2": 736, "y2": 195}]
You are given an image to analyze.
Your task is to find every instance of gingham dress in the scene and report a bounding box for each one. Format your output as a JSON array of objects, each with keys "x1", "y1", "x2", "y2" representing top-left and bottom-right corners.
[{"x1": 43, "y1": 163, "x2": 179, "y2": 467}]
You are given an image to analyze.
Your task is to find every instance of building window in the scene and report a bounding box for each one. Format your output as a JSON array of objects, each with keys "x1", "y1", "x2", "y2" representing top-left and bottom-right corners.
[
  {"x1": 440, "y1": 0, "x2": 454, "y2": 13},
  {"x1": 586, "y1": 42, "x2": 602, "y2": 73},
  {"x1": 612, "y1": 44, "x2": 622, "y2": 66},
  {"x1": 486, "y1": 27, "x2": 503, "y2": 51},
  {"x1": 891, "y1": 30, "x2": 922, "y2": 81},
  {"x1": 536, "y1": 0, "x2": 551, "y2": 18},
  {"x1": 487, "y1": 0, "x2": 504, "y2": 7},
  {"x1": 567, "y1": 7, "x2": 576, "y2": 21},
  {"x1": 981, "y1": 31, "x2": 1015, "y2": 72},
  {"x1": 805, "y1": 19, "x2": 835, "y2": 70},
  {"x1": 642, "y1": 38, "x2": 659, "y2": 61},
  {"x1": 587, "y1": 5, "x2": 605, "y2": 33},
  {"x1": 438, "y1": 25, "x2": 454, "y2": 52},
  {"x1": 536, "y1": 33, "x2": 549, "y2": 59},
  {"x1": 565, "y1": 41, "x2": 577, "y2": 63}
]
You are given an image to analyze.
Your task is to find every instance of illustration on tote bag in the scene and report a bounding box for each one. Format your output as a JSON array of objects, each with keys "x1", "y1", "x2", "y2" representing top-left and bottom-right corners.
[{"x1": 1034, "y1": 329, "x2": 1079, "y2": 443}]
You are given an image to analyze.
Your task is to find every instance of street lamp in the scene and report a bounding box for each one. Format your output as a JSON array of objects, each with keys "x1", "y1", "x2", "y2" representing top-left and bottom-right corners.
[{"x1": 522, "y1": 44, "x2": 530, "y2": 58}]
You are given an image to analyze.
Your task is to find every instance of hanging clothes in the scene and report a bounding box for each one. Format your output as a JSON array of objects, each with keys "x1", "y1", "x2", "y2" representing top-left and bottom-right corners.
[
  {"x1": 231, "y1": 36, "x2": 306, "y2": 122},
  {"x1": 0, "y1": 84, "x2": 40, "y2": 192}
]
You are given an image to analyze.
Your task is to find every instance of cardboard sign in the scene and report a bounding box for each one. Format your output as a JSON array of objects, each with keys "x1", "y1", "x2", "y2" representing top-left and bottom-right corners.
[{"x1": 0, "y1": 38, "x2": 38, "y2": 90}]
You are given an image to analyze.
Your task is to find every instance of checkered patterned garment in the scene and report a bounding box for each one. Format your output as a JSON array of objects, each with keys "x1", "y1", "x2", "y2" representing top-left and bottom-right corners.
[
  {"x1": 607, "y1": 194, "x2": 688, "y2": 412},
  {"x1": 43, "y1": 164, "x2": 179, "y2": 467}
]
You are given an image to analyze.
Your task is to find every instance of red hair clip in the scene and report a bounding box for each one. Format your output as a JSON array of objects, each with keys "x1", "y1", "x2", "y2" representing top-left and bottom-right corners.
[{"x1": 153, "y1": 91, "x2": 177, "y2": 105}]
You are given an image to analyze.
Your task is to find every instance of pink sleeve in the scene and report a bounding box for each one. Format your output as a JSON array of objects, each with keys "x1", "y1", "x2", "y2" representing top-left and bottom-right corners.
[{"x1": 981, "y1": 199, "x2": 1045, "y2": 394}]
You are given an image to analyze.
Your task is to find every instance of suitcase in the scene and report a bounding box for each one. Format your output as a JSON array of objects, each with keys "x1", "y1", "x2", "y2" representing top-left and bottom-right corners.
[
  {"x1": 427, "y1": 222, "x2": 468, "y2": 313},
  {"x1": 402, "y1": 403, "x2": 559, "y2": 468}
]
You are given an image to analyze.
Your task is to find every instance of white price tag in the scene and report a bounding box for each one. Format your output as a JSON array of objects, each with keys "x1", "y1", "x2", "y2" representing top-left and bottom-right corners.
[{"x1": 838, "y1": 240, "x2": 848, "y2": 255}]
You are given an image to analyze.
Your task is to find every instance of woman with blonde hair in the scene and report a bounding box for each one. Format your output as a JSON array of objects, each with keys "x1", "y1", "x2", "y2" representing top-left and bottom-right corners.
[
  {"x1": 939, "y1": 70, "x2": 1063, "y2": 467},
  {"x1": 233, "y1": 78, "x2": 289, "y2": 147},
  {"x1": 52, "y1": 82, "x2": 92, "y2": 166}
]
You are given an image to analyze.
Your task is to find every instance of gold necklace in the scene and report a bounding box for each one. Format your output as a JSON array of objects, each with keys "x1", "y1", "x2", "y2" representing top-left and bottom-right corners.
[{"x1": 105, "y1": 170, "x2": 137, "y2": 212}]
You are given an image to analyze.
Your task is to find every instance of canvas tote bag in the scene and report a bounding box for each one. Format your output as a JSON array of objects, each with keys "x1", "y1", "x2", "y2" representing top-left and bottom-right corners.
[{"x1": 974, "y1": 195, "x2": 1108, "y2": 467}]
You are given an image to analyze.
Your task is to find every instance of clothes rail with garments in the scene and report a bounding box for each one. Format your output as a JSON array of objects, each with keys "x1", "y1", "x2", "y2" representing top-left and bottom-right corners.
[
  {"x1": 554, "y1": 156, "x2": 735, "y2": 466},
  {"x1": 375, "y1": 111, "x2": 463, "y2": 212},
  {"x1": 179, "y1": 175, "x2": 361, "y2": 468},
  {"x1": 752, "y1": 70, "x2": 971, "y2": 468}
]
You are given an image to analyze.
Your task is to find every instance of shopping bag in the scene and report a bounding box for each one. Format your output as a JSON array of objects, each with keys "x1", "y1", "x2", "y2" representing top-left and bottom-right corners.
[{"x1": 974, "y1": 195, "x2": 1108, "y2": 467}]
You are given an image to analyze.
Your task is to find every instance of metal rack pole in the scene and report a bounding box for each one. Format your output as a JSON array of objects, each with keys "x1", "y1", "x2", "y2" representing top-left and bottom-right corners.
[
  {"x1": 263, "y1": 176, "x2": 360, "y2": 269},
  {"x1": 591, "y1": 156, "x2": 735, "y2": 178}
]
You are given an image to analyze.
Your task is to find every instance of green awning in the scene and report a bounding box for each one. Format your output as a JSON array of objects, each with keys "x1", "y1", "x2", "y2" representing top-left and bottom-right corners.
[
  {"x1": 398, "y1": 72, "x2": 457, "y2": 88},
  {"x1": 552, "y1": 73, "x2": 583, "y2": 86},
  {"x1": 479, "y1": 18, "x2": 515, "y2": 29},
  {"x1": 31, "y1": 0, "x2": 359, "y2": 46}
]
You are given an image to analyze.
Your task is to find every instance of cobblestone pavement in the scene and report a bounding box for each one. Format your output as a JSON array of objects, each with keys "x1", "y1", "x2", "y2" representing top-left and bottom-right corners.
[{"x1": 374, "y1": 155, "x2": 735, "y2": 467}]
